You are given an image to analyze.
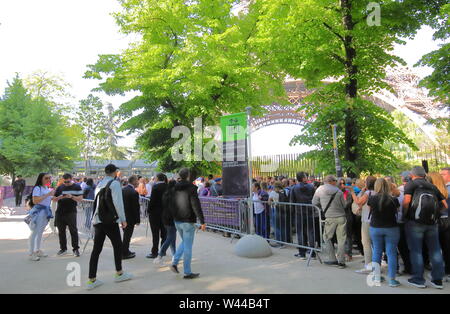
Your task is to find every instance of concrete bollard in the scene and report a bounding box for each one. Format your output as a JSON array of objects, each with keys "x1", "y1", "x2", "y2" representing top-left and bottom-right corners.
[{"x1": 234, "y1": 234, "x2": 272, "y2": 258}]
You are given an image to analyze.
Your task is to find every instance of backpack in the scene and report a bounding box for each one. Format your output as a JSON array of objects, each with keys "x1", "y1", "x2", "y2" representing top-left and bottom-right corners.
[
  {"x1": 409, "y1": 184, "x2": 440, "y2": 225},
  {"x1": 277, "y1": 190, "x2": 289, "y2": 203},
  {"x1": 93, "y1": 180, "x2": 118, "y2": 224},
  {"x1": 25, "y1": 186, "x2": 41, "y2": 209}
]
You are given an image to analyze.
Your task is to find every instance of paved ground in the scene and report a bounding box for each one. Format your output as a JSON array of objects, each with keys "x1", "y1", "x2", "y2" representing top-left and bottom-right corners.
[{"x1": 1, "y1": 199, "x2": 449, "y2": 294}]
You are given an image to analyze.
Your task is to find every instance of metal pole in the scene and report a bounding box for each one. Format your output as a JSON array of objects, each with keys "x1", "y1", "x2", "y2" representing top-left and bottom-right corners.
[
  {"x1": 246, "y1": 107, "x2": 255, "y2": 234},
  {"x1": 331, "y1": 124, "x2": 343, "y2": 178}
]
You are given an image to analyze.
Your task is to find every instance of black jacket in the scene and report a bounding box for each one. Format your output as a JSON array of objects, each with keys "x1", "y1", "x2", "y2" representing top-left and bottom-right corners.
[
  {"x1": 162, "y1": 186, "x2": 175, "y2": 226},
  {"x1": 290, "y1": 182, "x2": 315, "y2": 204},
  {"x1": 148, "y1": 182, "x2": 168, "y2": 216},
  {"x1": 122, "y1": 185, "x2": 141, "y2": 225},
  {"x1": 172, "y1": 180, "x2": 205, "y2": 224}
]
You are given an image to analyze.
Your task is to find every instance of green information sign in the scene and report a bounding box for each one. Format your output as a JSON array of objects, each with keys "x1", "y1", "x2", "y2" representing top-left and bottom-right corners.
[
  {"x1": 220, "y1": 112, "x2": 249, "y2": 197},
  {"x1": 220, "y1": 112, "x2": 247, "y2": 142}
]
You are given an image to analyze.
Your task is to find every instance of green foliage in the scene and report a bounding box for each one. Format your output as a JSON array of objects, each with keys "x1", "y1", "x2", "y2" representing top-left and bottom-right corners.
[
  {"x1": 251, "y1": 0, "x2": 442, "y2": 176},
  {"x1": 0, "y1": 75, "x2": 78, "y2": 177},
  {"x1": 85, "y1": 0, "x2": 286, "y2": 174},
  {"x1": 74, "y1": 94, "x2": 108, "y2": 164},
  {"x1": 416, "y1": 4, "x2": 450, "y2": 105}
]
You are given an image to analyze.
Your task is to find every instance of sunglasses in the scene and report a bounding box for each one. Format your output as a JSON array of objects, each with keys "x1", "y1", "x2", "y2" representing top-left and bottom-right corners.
[{"x1": 64, "y1": 180, "x2": 71, "y2": 184}]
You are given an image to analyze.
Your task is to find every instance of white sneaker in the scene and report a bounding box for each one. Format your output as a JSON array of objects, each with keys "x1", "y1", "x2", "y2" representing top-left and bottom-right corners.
[
  {"x1": 30, "y1": 253, "x2": 40, "y2": 261},
  {"x1": 153, "y1": 255, "x2": 165, "y2": 266},
  {"x1": 114, "y1": 272, "x2": 133, "y2": 283},
  {"x1": 36, "y1": 250, "x2": 48, "y2": 258},
  {"x1": 86, "y1": 279, "x2": 104, "y2": 290}
]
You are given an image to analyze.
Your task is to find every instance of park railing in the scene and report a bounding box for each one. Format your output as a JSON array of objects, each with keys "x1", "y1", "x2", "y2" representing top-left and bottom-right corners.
[{"x1": 198, "y1": 197, "x2": 246, "y2": 235}]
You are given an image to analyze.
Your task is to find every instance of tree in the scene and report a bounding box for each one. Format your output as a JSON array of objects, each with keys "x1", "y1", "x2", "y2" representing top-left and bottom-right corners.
[
  {"x1": 0, "y1": 75, "x2": 78, "y2": 178},
  {"x1": 416, "y1": 4, "x2": 449, "y2": 105},
  {"x1": 74, "y1": 94, "x2": 108, "y2": 174},
  {"x1": 251, "y1": 0, "x2": 444, "y2": 176},
  {"x1": 100, "y1": 103, "x2": 132, "y2": 160},
  {"x1": 84, "y1": 0, "x2": 286, "y2": 175}
]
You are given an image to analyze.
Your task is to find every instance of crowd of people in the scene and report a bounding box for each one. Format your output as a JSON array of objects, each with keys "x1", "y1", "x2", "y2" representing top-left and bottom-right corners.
[
  {"x1": 235, "y1": 167, "x2": 449, "y2": 289},
  {"x1": 23, "y1": 164, "x2": 207, "y2": 290},
  {"x1": 18, "y1": 163, "x2": 450, "y2": 290}
]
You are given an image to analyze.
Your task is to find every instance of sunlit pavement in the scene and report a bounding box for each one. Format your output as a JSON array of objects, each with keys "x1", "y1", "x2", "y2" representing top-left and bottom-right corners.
[{"x1": 0, "y1": 198, "x2": 449, "y2": 294}]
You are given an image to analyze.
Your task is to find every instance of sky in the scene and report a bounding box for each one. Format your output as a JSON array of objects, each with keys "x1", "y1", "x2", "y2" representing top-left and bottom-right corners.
[{"x1": 0, "y1": 0, "x2": 444, "y2": 157}]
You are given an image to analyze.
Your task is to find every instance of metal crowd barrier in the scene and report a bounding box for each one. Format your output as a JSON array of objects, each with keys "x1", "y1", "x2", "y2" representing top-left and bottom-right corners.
[
  {"x1": 198, "y1": 197, "x2": 245, "y2": 235},
  {"x1": 139, "y1": 196, "x2": 150, "y2": 237},
  {"x1": 77, "y1": 199, "x2": 95, "y2": 254},
  {"x1": 241, "y1": 199, "x2": 324, "y2": 265}
]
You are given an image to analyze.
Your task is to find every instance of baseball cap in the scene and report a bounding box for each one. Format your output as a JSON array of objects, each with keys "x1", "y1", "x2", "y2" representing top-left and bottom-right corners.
[
  {"x1": 105, "y1": 164, "x2": 119, "y2": 174},
  {"x1": 215, "y1": 178, "x2": 222, "y2": 182}
]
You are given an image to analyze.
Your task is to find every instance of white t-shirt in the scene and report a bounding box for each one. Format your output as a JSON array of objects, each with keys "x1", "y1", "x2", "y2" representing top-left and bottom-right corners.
[
  {"x1": 253, "y1": 193, "x2": 265, "y2": 214},
  {"x1": 32, "y1": 186, "x2": 52, "y2": 207},
  {"x1": 268, "y1": 190, "x2": 279, "y2": 205},
  {"x1": 362, "y1": 190, "x2": 375, "y2": 223}
]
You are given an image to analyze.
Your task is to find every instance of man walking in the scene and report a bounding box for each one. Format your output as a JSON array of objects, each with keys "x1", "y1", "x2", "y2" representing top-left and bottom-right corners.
[
  {"x1": 87, "y1": 164, "x2": 133, "y2": 290},
  {"x1": 147, "y1": 173, "x2": 168, "y2": 259},
  {"x1": 170, "y1": 168, "x2": 206, "y2": 279},
  {"x1": 403, "y1": 166, "x2": 447, "y2": 289},
  {"x1": 54, "y1": 173, "x2": 83, "y2": 257},
  {"x1": 122, "y1": 175, "x2": 141, "y2": 259},
  {"x1": 12, "y1": 175, "x2": 26, "y2": 207},
  {"x1": 313, "y1": 175, "x2": 347, "y2": 268}
]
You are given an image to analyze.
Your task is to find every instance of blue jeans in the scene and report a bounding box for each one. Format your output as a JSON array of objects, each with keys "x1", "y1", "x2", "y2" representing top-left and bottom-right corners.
[
  {"x1": 173, "y1": 222, "x2": 196, "y2": 275},
  {"x1": 405, "y1": 221, "x2": 445, "y2": 284},
  {"x1": 159, "y1": 225, "x2": 176, "y2": 257},
  {"x1": 255, "y1": 212, "x2": 269, "y2": 238},
  {"x1": 29, "y1": 210, "x2": 49, "y2": 254},
  {"x1": 369, "y1": 226, "x2": 400, "y2": 280}
]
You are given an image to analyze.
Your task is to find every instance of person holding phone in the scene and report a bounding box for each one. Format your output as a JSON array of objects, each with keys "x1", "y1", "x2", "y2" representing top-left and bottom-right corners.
[
  {"x1": 54, "y1": 173, "x2": 83, "y2": 257},
  {"x1": 28, "y1": 173, "x2": 55, "y2": 261}
]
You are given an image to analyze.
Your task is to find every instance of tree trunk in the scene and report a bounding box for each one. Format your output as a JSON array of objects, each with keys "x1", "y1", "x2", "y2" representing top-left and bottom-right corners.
[{"x1": 341, "y1": 0, "x2": 358, "y2": 178}]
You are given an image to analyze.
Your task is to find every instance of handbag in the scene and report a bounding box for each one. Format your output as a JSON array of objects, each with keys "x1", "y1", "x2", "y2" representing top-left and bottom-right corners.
[
  {"x1": 351, "y1": 191, "x2": 364, "y2": 216},
  {"x1": 24, "y1": 214, "x2": 32, "y2": 225}
]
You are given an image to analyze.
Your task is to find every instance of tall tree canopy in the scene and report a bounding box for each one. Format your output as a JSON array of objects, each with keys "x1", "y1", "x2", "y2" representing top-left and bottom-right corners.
[
  {"x1": 250, "y1": 0, "x2": 445, "y2": 176},
  {"x1": 0, "y1": 75, "x2": 78, "y2": 178},
  {"x1": 85, "y1": 0, "x2": 286, "y2": 174}
]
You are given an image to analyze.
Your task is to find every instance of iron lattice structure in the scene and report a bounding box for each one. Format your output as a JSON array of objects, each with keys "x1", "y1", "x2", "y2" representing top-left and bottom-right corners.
[{"x1": 249, "y1": 68, "x2": 444, "y2": 140}]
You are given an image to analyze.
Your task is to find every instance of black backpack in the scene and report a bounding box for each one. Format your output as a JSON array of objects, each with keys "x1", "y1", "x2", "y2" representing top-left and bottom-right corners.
[
  {"x1": 93, "y1": 180, "x2": 118, "y2": 224},
  {"x1": 277, "y1": 190, "x2": 289, "y2": 203},
  {"x1": 409, "y1": 184, "x2": 440, "y2": 225}
]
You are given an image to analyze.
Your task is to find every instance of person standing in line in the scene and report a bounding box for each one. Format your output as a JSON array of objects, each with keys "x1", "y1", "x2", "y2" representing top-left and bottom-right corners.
[
  {"x1": 169, "y1": 168, "x2": 206, "y2": 279},
  {"x1": 351, "y1": 176, "x2": 377, "y2": 274},
  {"x1": 146, "y1": 173, "x2": 168, "y2": 259},
  {"x1": 121, "y1": 175, "x2": 141, "y2": 259},
  {"x1": 397, "y1": 172, "x2": 412, "y2": 275},
  {"x1": 145, "y1": 177, "x2": 153, "y2": 198},
  {"x1": 13, "y1": 175, "x2": 26, "y2": 207},
  {"x1": 28, "y1": 173, "x2": 55, "y2": 261},
  {"x1": 403, "y1": 166, "x2": 447, "y2": 289},
  {"x1": 54, "y1": 173, "x2": 83, "y2": 257},
  {"x1": 136, "y1": 178, "x2": 148, "y2": 197},
  {"x1": 365, "y1": 178, "x2": 401, "y2": 287},
  {"x1": 87, "y1": 164, "x2": 133, "y2": 290},
  {"x1": 428, "y1": 170, "x2": 450, "y2": 281},
  {"x1": 154, "y1": 179, "x2": 177, "y2": 266},
  {"x1": 290, "y1": 172, "x2": 316, "y2": 259},
  {"x1": 313, "y1": 175, "x2": 347, "y2": 269},
  {"x1": 210, "y1": 178, "x2": 223, "y2": 197},
  {"x1": 440, "y1": 167, "x2": 450, "y2": 281}
]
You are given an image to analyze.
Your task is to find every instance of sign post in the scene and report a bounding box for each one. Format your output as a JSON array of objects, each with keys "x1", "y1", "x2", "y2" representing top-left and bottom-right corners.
[{"x1": 331, "y1": 124, "x2": 343, "y2": 178}]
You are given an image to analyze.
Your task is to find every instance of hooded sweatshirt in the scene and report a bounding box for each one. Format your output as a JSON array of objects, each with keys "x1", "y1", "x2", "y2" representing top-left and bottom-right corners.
[
  {"x1": 172, "y1": 180, "x2": 205, "y2": 224},
  {"x1": 312, "y1": 183, "x2": 346, "y2": 218}
]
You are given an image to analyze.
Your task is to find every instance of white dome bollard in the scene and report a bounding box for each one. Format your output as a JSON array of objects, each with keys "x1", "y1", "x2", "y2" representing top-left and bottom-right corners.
[{"x1": 234, "y1": 234, "x2": 272, "y2": 258}]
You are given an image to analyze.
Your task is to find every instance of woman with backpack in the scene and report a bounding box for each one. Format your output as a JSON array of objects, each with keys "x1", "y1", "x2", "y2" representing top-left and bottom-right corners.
[
  {"x1": 367, "y1": 178, "x2": 401, "y2": 287},
  {"x1": 27, "y1": 173, "x2": 55, "y2": 261}
]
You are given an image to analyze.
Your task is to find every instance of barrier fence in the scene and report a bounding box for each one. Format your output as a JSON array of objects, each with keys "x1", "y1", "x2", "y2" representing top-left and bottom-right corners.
[{"x1": 73, "y1": 196, "x2": 324, "y2": 264}]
